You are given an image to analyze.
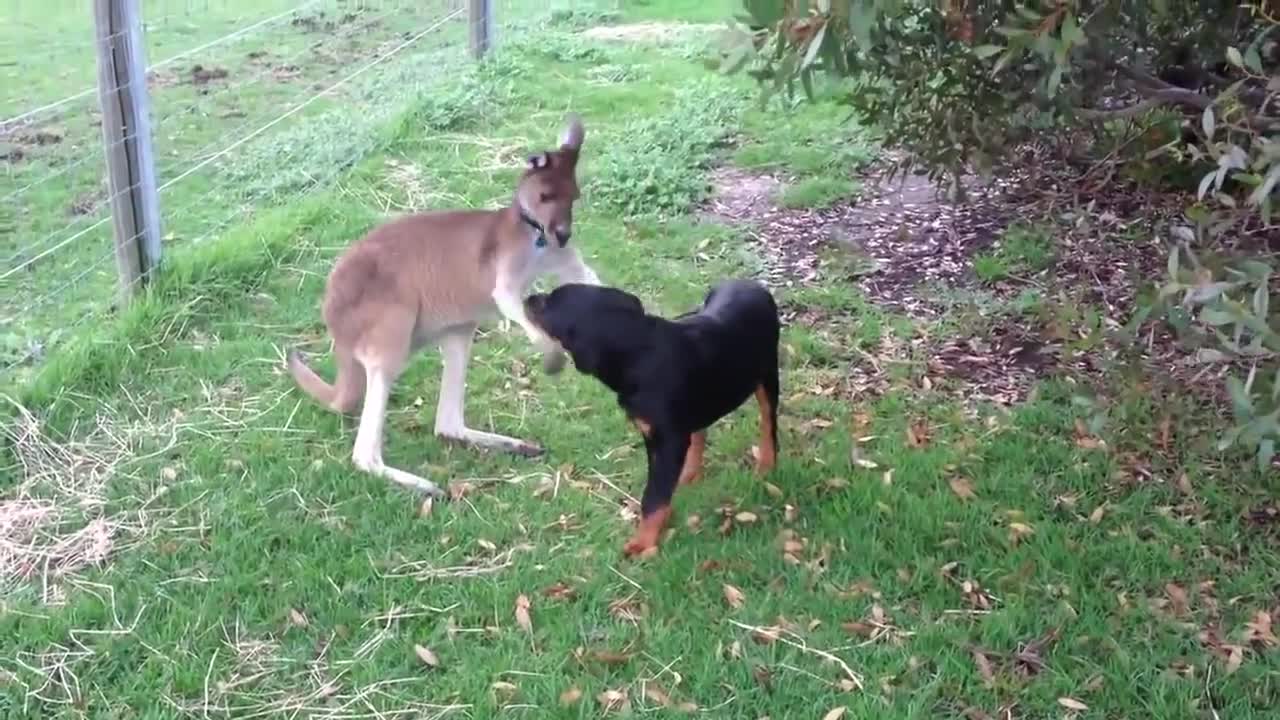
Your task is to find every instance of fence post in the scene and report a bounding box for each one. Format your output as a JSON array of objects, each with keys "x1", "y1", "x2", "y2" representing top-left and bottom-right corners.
[
  {"x1": 93, "y1": 0, "x2": 162, "y2": 303},
  {"x1": 469, "y1": 0, "x2": 492, "y2": 60}
]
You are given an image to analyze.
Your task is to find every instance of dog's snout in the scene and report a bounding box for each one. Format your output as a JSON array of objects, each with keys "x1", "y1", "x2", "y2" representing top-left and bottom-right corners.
[{"x1": 524, "y1": 294, "x2": 546, "y2": 313}]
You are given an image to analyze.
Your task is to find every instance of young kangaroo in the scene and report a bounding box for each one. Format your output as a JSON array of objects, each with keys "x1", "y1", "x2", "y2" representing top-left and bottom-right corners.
[{"x1": 287, "y1": 114, "x2": 600, "y2": 497}]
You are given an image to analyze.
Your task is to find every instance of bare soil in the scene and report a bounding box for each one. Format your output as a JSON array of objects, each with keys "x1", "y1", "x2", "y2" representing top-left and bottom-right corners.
[{"x1": 700, "y1": 150, "x2": 1192, "y2": 408}]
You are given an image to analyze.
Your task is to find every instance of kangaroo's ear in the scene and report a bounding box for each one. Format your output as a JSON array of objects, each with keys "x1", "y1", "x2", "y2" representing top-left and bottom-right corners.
[{"x1": 558, "y1": 113, "x2": 584, "y2": 151}]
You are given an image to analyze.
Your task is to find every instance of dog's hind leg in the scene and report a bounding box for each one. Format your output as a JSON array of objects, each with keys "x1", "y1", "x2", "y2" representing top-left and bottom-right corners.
[
  {"x1": 678, "y1": 430, "x2": 706, "y2": 486},
  {"x1": 753, "y1": 362, "x2": 780, "y2": 474},
  {"x1": 434, "y1": 328, "x2": 544, "y2": 457}
]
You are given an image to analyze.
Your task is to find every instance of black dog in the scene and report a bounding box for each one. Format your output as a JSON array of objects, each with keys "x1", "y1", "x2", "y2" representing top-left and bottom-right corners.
[{"x1": 524, "y1": 279, "x2": 781, "y2": 557}]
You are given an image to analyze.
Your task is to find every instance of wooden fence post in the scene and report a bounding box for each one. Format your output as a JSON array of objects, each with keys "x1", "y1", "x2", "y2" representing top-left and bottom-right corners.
[
  {"x1": 469, "y1": 0, "x2": 492, "y2": 60},
  {"x1": 93, "y1": 0, "x2": 162, "y2": 303}
]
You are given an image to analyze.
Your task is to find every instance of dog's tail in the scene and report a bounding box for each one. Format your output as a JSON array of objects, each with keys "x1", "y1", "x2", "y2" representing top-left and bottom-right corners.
[{"x1": 287, "y1": 348, "x2": 363, "y2": 414}]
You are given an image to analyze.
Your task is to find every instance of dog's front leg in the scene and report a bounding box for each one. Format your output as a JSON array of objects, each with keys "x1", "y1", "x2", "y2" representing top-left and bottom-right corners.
[{"x1": 624, "y1": 430, "x2": 690, "y2": 558}]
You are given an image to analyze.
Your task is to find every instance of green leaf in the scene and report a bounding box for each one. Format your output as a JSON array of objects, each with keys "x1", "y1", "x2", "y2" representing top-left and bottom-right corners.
[
  {"x1": 720, "y1": 44, "x2": 754, "y2": 75},
  {"x1": 800, "y1": 67, "x2": 816, "y2": 101},
  {"x1": 1198, "y1": 170, "x2": 1217, "y2": 201},
  {"x1": 1202, "y1": 106, "x2": 1215, "y2": 139},
  {"x1": 744, "y1": 0, "x2": 786, "y2": 27},
  {"x1": 973, "y1": 44, "x2": 1004, "y2": 59},
  {"x1": 1259, "y1": 438, "x2": 1276, "y2": 471},
  {"x1": 1046, "y1": 64, "x2": 1063, "y2": 98},
  {"x1": 1227, "y1": 375, "x2": 1255, "y2": 419},
  {"x1": 1227, "y1": 46, "x2": 1244, "y2": 68},
  {"x1": 1167, "y1": 246, "x2": 1180, "y2": 278},
  {"x1": 1247, "y1": 163, "x2": 1280, "y2": 207},
  {"x1": 1253, "y1": 281, "x2": 1270, "y2": 318},
  {"x1": 801, "y1": 21, "x2": 828, "y2": 70},
  {"x1": 1200, "y1": 307, "x2": 1238, "y2": 326}
]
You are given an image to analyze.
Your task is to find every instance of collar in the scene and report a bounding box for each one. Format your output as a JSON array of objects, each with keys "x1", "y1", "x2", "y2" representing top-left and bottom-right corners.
[{"x1": 518, "y1": 209, "x2": 548, "y2": 248}]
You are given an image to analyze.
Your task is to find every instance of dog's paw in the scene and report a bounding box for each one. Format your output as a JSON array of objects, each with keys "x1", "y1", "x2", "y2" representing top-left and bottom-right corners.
[{"x1": 622, "y1": 536, "x2": 659, "y2": 559}]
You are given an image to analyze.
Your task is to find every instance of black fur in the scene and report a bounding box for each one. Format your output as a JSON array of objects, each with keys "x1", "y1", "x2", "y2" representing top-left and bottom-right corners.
[{"x1": 524, "y1": 279, "x2": 782, "y2": 555}]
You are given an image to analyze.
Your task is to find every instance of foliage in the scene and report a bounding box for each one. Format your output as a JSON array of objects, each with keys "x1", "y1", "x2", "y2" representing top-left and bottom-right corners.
[
  {"x1": 719, "y1": 0, "x2": 1280, "y2": 469},
  {"x1": 590, "y1": 80, "x2": 747, "y2": 216}
]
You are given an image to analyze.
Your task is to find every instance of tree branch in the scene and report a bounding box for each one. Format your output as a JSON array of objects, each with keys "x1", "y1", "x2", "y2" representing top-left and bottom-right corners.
[{"x1": 1075, "y1": 87, "x2": 1211, "y2": 120}]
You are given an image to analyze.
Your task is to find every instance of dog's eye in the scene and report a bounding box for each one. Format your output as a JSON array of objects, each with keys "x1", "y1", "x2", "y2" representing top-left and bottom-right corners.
[{"x1": 539, "y1": 192, "x2": 555, "y2": 203}]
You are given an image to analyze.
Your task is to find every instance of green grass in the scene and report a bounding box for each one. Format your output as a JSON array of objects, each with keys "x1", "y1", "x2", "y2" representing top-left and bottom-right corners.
[
  {"x1": 3, "y1": 3, "x2": 1279, "y2": 719},
  {"x1": 0, "y1": 0, "x2": 513, "y2": 380},
  {"x1": 973, "y1": 224, "x2": 1058, "y2": 284}
]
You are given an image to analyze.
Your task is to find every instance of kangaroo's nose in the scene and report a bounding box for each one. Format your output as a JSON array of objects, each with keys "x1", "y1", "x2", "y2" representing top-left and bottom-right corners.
[{"x1": 553, "y1": 228, "x2": 571, "y2": 247}]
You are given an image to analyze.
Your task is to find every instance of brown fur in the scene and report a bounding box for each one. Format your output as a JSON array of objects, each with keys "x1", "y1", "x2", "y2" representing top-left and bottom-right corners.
[{"x1": 287, "y1": 115, "x2": 600, "y2": 497}]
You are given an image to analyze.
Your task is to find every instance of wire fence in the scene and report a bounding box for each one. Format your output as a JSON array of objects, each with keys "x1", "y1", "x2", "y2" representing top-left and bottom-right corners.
[{"x1": 0, "y1": 0, "x2": 616, "y2": 384}]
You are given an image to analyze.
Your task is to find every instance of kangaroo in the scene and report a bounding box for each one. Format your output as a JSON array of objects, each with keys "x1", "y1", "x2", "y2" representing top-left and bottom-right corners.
[{"x1": 286, "y1": 114, "x2": 600, "y2": 498}]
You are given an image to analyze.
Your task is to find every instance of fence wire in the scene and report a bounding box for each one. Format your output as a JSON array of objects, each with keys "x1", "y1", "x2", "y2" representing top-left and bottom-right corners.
[{"x1": 1, "y1": 0, "x2": 616, "y2": 383}]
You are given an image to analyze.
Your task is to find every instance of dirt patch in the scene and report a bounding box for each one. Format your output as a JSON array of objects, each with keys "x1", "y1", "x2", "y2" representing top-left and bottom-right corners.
[
  {"x1": 582, "y1": 22, "x2": 721, "y2": 44},
  {"x1": 0, "y1": 121, "x2": 65, "y2": 163},
  {"x1": 701, "y1": 149, "x2": 1187, "y2": 406},
  {"x1": 190, "y1": 64, "x2": 230, "y2": 85}
]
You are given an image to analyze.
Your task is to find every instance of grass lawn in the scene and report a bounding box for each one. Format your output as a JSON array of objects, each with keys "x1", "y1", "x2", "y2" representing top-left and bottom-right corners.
[{"x1": 3, "y1": 2, "x2": 1279, "y2": 718}]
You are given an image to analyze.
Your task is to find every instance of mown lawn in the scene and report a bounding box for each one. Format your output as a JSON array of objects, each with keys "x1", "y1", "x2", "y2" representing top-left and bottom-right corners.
[{"x1": 2, "y1": 2, "x2": 1278, "y2": 719}]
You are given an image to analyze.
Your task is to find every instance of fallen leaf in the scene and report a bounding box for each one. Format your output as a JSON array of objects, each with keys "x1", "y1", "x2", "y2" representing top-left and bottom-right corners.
[
  {"x1": 906, "y1": 420, "x2": 930, "y2": 448},
  {"x1": 1176, "y1": 472, "x2": 1194, "y2": 496},
  {"x1": 763, "y1": 481, "x2": 784, "y2": 499},
  {"x1": 1057, "y1": 697, "x2": 1088, "y2": 711},
  {"x1": 822, "y1": 707, "x2": 848, "y2": 720},
  {"x1": 751, "y1": 664, "x2": 773, "y2": 690},
  {"x1": 971, "y1": 649, "x2": 996, "y2": 686},
  {"x1": 449, "y1": 481, "x2": 475, "y2": 501},
  {"x1": 515, "y1": 594, "x2": 533, "y2": 633},
  {"x1": 491, "y1": 681, "x2": 519, "y2": 703},
  {"x1": 842, "y1": 621, "x2": 875, "y2": 638},
  {"x1": 587, "y1": 648, "x2": 632, "y2": 666},
  {"x1": 476, "y1": 538, "x2": 497, "y2": 552},
  {"x1": 735, "y1": 511, "x2": 759, "y2": 524},
  {"x1": 1157, "y1": 416, "x2": 1172, "y2": 451},
  {"x1": 1224, "y1": 644, "x2": 1245, "y2": 674},
  {"x1": 784, "y1": 504, "x2": 798, "y2": 523},
  {"x1": 676, "y1": 701, "x2": 699, "y2": 712},
  {"x1": 825, "y1": 477, "x2": 850, "y2": 491},
  {"x1": 597, "y1": 688, "x2": 630, "y2": 713},
  {"x1": 750, "y1": 625, "x2": 782, "y2": 644},
  {"x1": 559, "y1": 687, "x2": 582, "y2": 706},
  {"x1": 1244, "y1": 610, "x2": 1278, "y2": 647},
  {"x1": 542, "y1": 582, "x2": 576, "y2": 601},
  {"x1": 1008, "y1": 522, "x2": 1035, "y2": 543},
  {"x1": 686, "y1": 514, "x2": 702, "y2": 530},
  {"x1": 1088, "y1": 504, "x2": 1106, "y2": 525},
  {"x1": 723, "y1": 584, "x2": 746, "y2": 609},
  {"x1": 413, "y1": 644, "x2": 440, "y2": 668},
  {"x1": 417, "y1": 497, "x2": 434, "y2": 518},
  {"x1": 161, "y1": 466, "x2": 179, "y2": 482},
  {"x1": 644, "y1": 684, "x2": 672, "y2": 707},
  {"x1": 1165, "y1": 583, "x2": 1190, "y2": 618},
  {"x1": 288, "y1": 608, "x2": 308, "y2": 627},
  {"x1": 949, "y1": 477, "x2": 976, "y2": 501}
]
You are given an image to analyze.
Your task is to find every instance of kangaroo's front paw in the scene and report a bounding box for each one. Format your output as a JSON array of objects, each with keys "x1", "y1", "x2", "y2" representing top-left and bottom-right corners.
[{"x1": 541, "y1": 347, "x2": 567, "y2": 375}]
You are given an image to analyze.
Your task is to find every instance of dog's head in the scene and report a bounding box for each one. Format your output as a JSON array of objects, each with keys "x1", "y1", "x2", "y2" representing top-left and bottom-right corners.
[
  {"x1": 515, "y1": 114, "x2": 584, "y2": 248},
  {"x1": 524, "y1": 284, "x2": 647, "y2": 378}
]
